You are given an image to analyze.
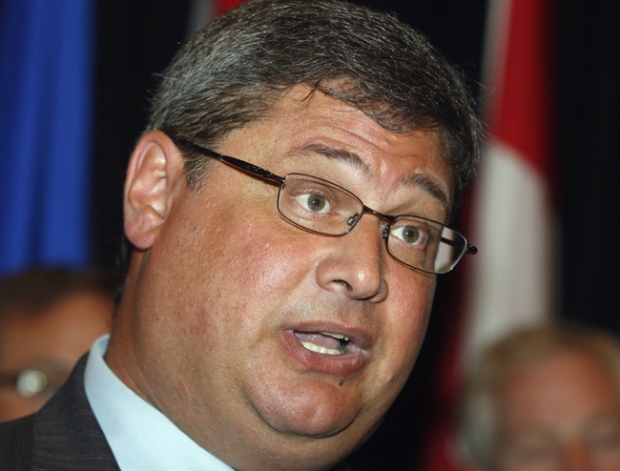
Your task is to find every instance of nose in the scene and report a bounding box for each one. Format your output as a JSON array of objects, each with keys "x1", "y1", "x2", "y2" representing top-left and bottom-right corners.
[{"x1": 315, "y1": 216, "x2": 387, "y2": 302}]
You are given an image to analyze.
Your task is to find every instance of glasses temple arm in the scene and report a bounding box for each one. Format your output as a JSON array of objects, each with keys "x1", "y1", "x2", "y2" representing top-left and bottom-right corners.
[
  {"x1": 173, "y1": 137, "x2": 285, "y2": 185},
  {"x1": 440, "y1": 236, "x2": 478, "y2": 255}
]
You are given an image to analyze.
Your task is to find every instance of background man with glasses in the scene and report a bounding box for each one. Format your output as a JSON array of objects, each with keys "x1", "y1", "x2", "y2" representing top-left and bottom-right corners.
[
  {"x1": 0, "y1": 0, "x2": 482, "y2": 469},
  {"x1": 458, "y1": 324, "x2": 620, "y2": 471}
]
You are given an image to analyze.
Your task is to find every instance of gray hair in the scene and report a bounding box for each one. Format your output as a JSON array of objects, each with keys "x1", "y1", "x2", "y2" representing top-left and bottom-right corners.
[
  {"x1": 146, "y1": 0, "x2": 482, "y2": 208},
  {"x1": 457, "y1": 323, "x2": 620, "y2": 468}
]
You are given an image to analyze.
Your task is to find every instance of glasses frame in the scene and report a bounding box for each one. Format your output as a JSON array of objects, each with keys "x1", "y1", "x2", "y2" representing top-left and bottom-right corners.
[{"x1": 172, "y1": 136, "x2": 477, "y2": 274}]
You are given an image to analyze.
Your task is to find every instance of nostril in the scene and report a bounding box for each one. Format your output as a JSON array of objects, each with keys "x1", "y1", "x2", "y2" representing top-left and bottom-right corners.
[{"x1": 333, "y1": 279, "x2": 352, "y2": 292}]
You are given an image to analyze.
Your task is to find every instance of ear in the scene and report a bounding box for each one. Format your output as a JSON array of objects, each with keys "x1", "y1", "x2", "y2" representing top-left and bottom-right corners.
[{"x1": 123, "y1": 130, "x2": 186, "y2": 250}]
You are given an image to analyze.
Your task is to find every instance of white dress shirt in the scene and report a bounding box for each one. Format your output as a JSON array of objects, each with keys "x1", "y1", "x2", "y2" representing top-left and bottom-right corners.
[{"x1": 84, "y1": 335, "x2": 233, "y2": 471}]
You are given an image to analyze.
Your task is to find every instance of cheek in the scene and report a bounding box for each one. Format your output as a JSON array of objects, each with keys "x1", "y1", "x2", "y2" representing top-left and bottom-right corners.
[
  {"x1": 390, "y1": 272, "x2": 435, "y2": 340},
  {"x1": 374, "y1": 274, "x2": 436, "y2": 387},
  {"x1": 351, "y1": 283, "x2": 434, "y2": 432},
  {"x1": 227, "y1": 212, "x2": 314, "y2": 289},
  {"x1": 184, "y1": 215, "x2": 313, "y2": 338}
]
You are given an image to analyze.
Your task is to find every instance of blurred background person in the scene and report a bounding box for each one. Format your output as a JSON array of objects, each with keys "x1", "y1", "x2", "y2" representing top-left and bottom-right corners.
[
  {"x1": 458, "y1": 323, "x2": 620, "y2": 471},
  {"x1": 0, "y1": 267, "x2": 114, "y2": 422}
]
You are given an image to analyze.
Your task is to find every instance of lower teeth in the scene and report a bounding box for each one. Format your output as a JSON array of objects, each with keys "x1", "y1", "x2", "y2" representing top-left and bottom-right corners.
[{"x1": 300, "y1": 341, "x2": 341, "y2": 355}]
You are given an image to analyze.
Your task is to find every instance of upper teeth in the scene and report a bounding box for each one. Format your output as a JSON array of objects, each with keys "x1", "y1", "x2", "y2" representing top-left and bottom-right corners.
[
  {"x1": 298, "y1": 333, "x2": 351, "y2": 356},
  {"x1": 321, "y1": 332, "x2": 350, "y2": 341}
]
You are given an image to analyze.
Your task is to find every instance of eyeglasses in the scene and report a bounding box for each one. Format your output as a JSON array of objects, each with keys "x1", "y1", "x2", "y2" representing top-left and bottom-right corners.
[{"x1": 172, "y1": 137, "x2": 477, "y2": 274}]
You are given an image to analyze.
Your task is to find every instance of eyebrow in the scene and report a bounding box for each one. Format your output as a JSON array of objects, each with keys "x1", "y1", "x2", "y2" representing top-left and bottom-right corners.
[
  {"x1": 400, "y1": 173, "x2": 451, "y2": 209},
  {"x1": 292, "y1": 142, "x2": 451, "y2": 209},
  {"x1": 294, "y1": 142, "x2": 366, "y2": 170}
]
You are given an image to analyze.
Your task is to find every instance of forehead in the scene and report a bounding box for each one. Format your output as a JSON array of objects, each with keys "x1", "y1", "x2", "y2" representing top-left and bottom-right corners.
[
  {"x1": 222, "y1": 85, "x2": 454, "y2": 214},
  {"x1": 496, "y1": 350, "x2": 620, "y2": 433},
  {"x1": 0, "y1": 291, "x2": 112, "y2": 367}
]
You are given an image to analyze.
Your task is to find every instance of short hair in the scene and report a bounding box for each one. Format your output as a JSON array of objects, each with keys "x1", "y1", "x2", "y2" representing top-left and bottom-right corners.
[
  {"x1": 147, "y1": 0, "x2": 481, "y2": 207},
  {"x1": 457, "y1": 323, "x2": 620, "y2": 469},
  {"x1": 0, "y1": 267, "x2": 116, "y2": 323}
]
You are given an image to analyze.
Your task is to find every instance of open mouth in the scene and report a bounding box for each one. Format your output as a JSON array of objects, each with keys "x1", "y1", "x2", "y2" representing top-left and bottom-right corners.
[
  {"x1": 293, "y1": 331, "x2": 352, "y2": 356},
  {"x1": 284, "y1": 328, "x2": 368, "y2": 376}
]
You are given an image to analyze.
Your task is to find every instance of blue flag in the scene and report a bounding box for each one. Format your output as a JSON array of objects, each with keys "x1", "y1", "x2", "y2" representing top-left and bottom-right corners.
[{"x1": 0, "y1": 0, "x2": 95, "y2": 275}]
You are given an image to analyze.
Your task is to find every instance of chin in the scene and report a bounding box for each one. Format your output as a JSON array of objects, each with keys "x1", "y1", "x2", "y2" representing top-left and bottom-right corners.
[
  {"x1": 249, "y1": 378, "x2": 366, "y2": 439},
  {"x1": 250, "y1": 425, "x2": 362, "y2": 471},
  {"x1": 235, "y1": 380, "x2": 383, "y2": 471}
]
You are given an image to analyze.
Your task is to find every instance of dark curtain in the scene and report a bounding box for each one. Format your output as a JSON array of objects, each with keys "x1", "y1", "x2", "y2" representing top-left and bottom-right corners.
[
  {"x1": 560, "y1": 1, "x2": 620, "y2": 334},
  {"x1": 92, "y1": 1, "x2": 191, "y2": 268}
]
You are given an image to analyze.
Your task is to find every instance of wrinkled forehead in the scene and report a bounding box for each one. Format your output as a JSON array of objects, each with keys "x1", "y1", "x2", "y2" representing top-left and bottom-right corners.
[
  {"x1": 311, "y1": 80, "x2": 454, "y2": 159},
  {"x1": 264, "y1": 84, "x2": 453, "y2": 170}
]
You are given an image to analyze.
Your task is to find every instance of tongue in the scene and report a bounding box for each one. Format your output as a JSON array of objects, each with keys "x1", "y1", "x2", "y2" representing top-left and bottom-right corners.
[{"x1": 294, "y1": 331, "x2": 341, "y2": 349}]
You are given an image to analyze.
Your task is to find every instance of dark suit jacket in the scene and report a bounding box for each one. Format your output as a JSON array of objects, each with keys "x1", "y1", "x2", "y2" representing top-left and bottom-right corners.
[{"x1": 0, "y1": 355, "x2": 120, "y2": 471}]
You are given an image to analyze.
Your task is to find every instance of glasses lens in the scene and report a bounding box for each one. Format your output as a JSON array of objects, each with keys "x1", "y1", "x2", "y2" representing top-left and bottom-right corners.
[
  {"x1": 277, "y1": 174, "x2": 363, "y2": 235},
  {"x1": 387, "y1": 217, "x2": 468, "y2": 274},
  {"x1": 277, "y1": 174, "x2": 469, "y2": 274}
]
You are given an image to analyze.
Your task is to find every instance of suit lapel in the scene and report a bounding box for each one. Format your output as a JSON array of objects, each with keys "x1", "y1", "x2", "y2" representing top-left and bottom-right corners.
[{"x1": 32, "y1": 355, "x2": 120, "y2": 471}]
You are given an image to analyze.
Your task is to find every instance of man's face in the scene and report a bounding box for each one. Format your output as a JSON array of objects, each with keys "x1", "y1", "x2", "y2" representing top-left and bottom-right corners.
[
  {"x1": 494, "y1": 350, "x2": 620, "y2": 471},
  {"x1": 114, "y1": 85, "x2": 452, "y2": 470}
]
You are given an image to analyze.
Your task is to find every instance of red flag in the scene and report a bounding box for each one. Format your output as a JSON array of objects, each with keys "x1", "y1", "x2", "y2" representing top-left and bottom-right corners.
[
  {"x1": 186, "y1": 0, "x2": 247, "y2": 34},
  {"x1": 213, "y1": 0, "x2": 246, "y2": 17},
  {"x1": 421, "y1": 0, "x2": 557, "y2": 468}
]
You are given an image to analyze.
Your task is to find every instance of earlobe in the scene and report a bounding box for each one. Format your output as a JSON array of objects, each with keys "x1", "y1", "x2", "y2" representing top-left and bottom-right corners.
[{"x1": 124, "y1": 130, "x2": 185, "y2": 250}]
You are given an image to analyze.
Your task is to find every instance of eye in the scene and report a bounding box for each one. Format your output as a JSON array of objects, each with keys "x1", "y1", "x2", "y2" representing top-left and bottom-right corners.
[
  {"x1": 295, "y1": 193, "x2": 332, "y2": 213},
  {"x1": 391, "y1": 224, "x2": 428, "y2": 246},
  {"x1": 509, "y1": 443, "x2": 557, "y2": 466},
  {"x1": 500, "y1": 434, "x2": 558, "y2": 467}
]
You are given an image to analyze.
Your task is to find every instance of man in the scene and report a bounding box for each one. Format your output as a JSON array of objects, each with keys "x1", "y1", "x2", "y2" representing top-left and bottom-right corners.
[
  {"x1": 458, "y1": 324, "x2": 620, "y2": 471},
  {"x1": 0, "y1": 0, "x2": 481, "y2": 469},
  {"x1": 0, "y1": 267, "x2": 113, "y2": 422}
]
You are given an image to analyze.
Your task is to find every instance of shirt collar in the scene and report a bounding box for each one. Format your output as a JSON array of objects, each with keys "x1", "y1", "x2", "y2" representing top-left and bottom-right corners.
[{"x1": 84, "y1": 335, "x2": 233, "y2": 471}]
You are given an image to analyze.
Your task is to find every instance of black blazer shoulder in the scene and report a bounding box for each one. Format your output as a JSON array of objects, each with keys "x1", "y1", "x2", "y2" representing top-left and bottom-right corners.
[
  {"x1": 0, "y1": 414, "x2": 34, "y2": 470},
  {"x1": 0, "y1": 354, "x2": 119, "y2": 471}
]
